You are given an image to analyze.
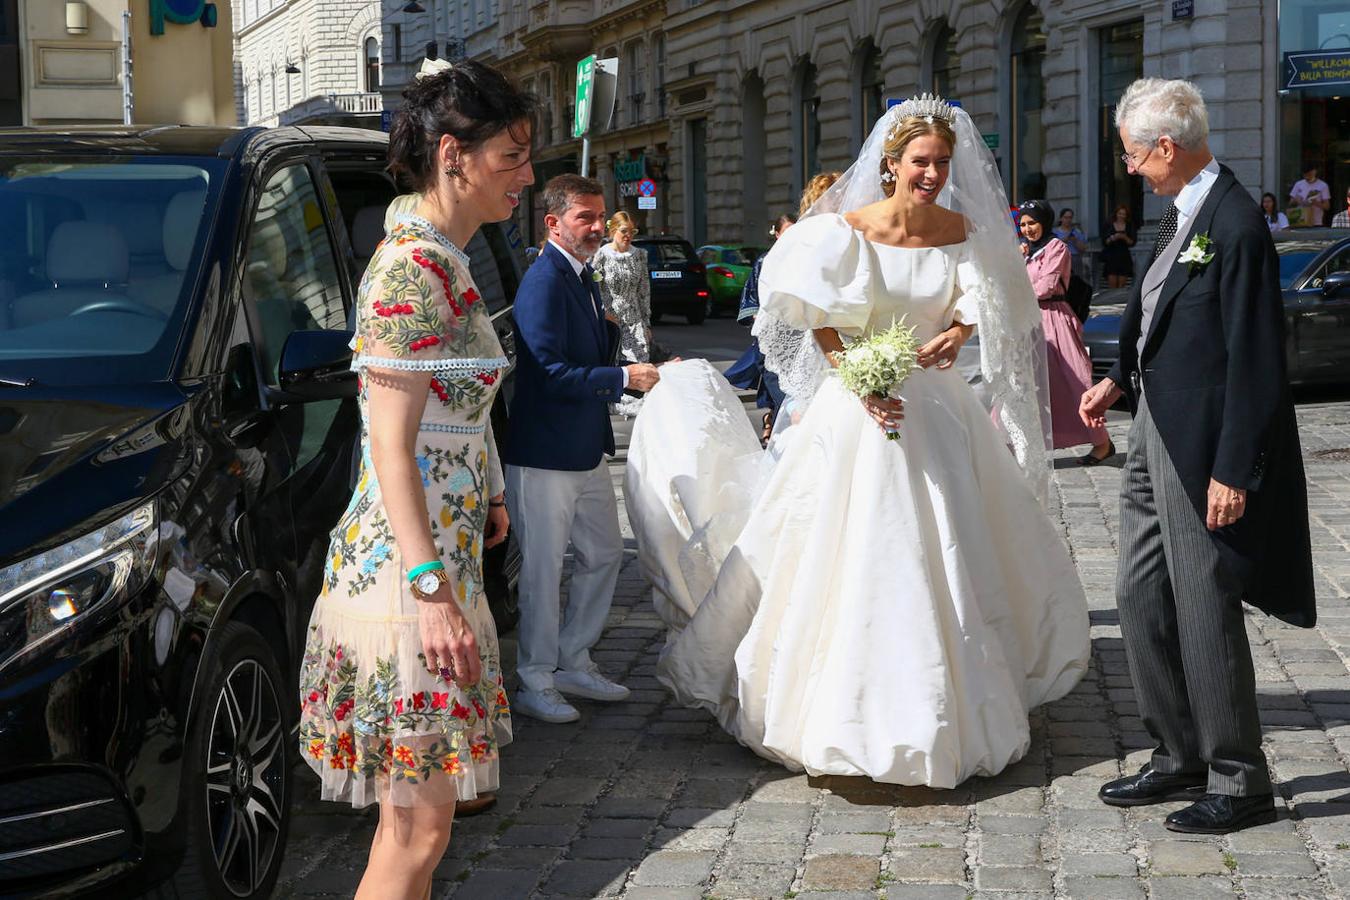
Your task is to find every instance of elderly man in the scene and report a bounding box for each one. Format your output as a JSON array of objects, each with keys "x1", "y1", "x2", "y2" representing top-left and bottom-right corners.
[{"x1": 1080, "y1": 79, "x2": 1314, "y2": 834}]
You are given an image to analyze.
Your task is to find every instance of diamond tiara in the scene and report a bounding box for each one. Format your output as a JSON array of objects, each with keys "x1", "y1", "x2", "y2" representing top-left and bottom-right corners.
[{"x1": 887, "y1": 92, "x2": 956, "y2": 137}]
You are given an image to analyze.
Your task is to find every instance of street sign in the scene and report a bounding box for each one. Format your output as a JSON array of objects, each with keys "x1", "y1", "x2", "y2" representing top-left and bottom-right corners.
[
  {"x1": 1172, "y1": 0, "x2": 1194, "y2": 20},
  {"x1": 638, "y1": 196, "x2": 656, "y2": 210},
  {"x1": 637, "y1": 178, "x2": 657, "y2": 197},
  {"x1": 573, "y1": 54, "x2": 596, "y2": 139},
  {"x1": 982, "y1": 133, "x2": 1000, "y2": 150},
  {"x1": 381, "y1": 109, "x2": 393, "y2": 132},
  {"x1": 1284, "y1": 50, "x2": 1350, "y2": 90}
]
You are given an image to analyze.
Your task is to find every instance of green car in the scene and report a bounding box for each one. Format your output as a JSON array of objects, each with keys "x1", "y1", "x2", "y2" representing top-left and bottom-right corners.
[{"x1": 696, "y1": 244, "x2": 766, "y2": 316}]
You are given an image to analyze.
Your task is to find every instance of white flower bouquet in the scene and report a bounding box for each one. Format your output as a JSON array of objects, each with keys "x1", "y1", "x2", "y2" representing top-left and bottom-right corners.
[{"x1": 833, "y1": 319, "x2": 922, "y2": 440}]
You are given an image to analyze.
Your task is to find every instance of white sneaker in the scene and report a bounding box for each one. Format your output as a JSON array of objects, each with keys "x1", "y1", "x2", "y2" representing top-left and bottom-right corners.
[
  {"x1": 554, "y1": 666, "x2": 631, "y2": 702},
  {"x1": 513, "y1": 688, "x2": 581, "y2": 723}
]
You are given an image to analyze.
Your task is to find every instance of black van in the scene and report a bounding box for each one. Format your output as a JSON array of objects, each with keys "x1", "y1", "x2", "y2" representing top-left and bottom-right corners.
[{"x1": 0, "y1": 125, "x2": 523, "y2": 898}]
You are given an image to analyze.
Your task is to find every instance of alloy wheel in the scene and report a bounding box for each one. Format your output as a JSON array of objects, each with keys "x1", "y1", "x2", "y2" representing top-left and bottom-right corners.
[{"x1": 204, "y1": 658, "x2": 286, "y2": 897}]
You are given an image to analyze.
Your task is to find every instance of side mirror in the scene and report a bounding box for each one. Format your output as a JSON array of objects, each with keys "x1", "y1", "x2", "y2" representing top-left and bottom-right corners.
[
  {"x1": 278, "y1": 329, "x2": 357, "y2": 401},
  {"x1": 1322, "y1": 271, "x2": 1350, "y2": 300}
]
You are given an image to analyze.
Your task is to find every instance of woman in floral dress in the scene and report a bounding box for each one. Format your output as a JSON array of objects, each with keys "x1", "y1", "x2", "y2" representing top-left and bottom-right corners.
[
  {"x1": 297, "y1": 60, "x2": 536, "y2": 900},
  {"x1": 592, "y1": 210, "x2": 652, "y2": 417}
]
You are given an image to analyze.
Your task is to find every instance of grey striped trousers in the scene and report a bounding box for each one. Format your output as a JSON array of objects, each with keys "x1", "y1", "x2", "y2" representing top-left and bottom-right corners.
[{"x1": 1116, "y1": 397, "x2": 1271, "y2": 797}]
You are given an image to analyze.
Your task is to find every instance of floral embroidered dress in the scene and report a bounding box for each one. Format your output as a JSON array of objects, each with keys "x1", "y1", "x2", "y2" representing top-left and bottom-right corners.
[
  {"x1": 298, "y1": 216, "x2": 509, "y2": 809},
  {"x1": 593, "y1": 242, "x2": 651, "y2": 417}
]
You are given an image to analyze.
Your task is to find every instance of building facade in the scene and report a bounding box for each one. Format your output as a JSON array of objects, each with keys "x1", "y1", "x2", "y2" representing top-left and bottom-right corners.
[
  {"x1": 459, "y1": 0, "x2": 1347, "y2": 258},
  {"x1": 5, "y1": 0, "x2": 235, "y2": 126},
  {"x1": 232, "y1": 0, "x2": 385, "y2": 128}
]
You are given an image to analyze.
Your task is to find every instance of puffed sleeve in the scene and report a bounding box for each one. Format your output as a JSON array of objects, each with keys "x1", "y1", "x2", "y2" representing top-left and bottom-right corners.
[
  {"x1": 353, "y1": 241, "x2": 472, "y2": 369},
  {"x1": 951, "y1": 245, "x2": 981, "y2": 328},
  {"x1": 756, "y1": 214, "x2": 874, "y2": 335}
]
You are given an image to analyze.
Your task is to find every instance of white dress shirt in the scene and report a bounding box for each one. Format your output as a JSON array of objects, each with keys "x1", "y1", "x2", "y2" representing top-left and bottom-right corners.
[
  {"x1": 1173, "y1": 157, "x2": 1221, "y2": 236},
  {"x1": 548, "y1": 239, "x2": 629, "y2": 387}
]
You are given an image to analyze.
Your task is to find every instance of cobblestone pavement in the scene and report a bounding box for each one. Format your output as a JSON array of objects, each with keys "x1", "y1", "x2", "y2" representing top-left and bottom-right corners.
[{"x1": 276, "y1": 395, "x2": 1350, "y2": 899}]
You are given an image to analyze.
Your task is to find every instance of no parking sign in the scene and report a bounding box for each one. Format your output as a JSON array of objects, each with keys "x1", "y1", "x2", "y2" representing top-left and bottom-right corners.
[{"x1": 637, "y1": 178, "x2": 657, "y2": 198}]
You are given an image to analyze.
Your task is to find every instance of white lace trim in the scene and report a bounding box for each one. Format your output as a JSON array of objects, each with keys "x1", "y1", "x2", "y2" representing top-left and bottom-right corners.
[
  {"x1": 352, "y1": 355, "x2": 507, "y2": 376},
  {"x1": 392, "y1": 215, "x2": 472, "y2": 267}
]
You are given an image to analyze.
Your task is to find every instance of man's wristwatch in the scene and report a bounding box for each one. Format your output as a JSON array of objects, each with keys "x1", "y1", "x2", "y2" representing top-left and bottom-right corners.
[{"x1": 409, "y1": 567, "x2": 451, "y2": 601}]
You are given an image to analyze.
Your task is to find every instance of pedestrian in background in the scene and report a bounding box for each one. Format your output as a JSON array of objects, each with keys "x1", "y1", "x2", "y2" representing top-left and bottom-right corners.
[
  {"x1": 1289, "y1": 164, "x2": 1330, "y2": 227},
  {"x1": 593, "y1": 210, "x2": 652, "y2": 418},
  {"x1": 1052, "y1": 207, "x2": 1088, "y2": 279},
  {"x1": 297, "y1": 58, "x2": 534, "y2": 900},
  {"x1": 1101, "y1": 203, "x2": 1136, "y2": 288},
  {"x1": 1260, "y1": 193, "x2": 1289, "y2": 232},
  {"x1": 1019, "y1": 200, "x2": 1113, "y2": 464},
  {"x1": 1333, "y1": 186, "x2": 1350, "y2": 228}
]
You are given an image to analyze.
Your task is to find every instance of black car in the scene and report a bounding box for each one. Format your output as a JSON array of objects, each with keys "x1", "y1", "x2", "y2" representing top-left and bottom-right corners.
[
  {"x1": 633, "y1": 235, "x2": 708, "y2": 325},
  {"x1": 1082, "y1": 228, "x2": 1350, "y2": 385},
  {"x1": 0, "y1": 125, "x2": 523, "y2": 899}
]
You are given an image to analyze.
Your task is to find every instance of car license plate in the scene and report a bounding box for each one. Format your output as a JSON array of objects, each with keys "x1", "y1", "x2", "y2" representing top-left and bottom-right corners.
[{"x1": 651, "y1": 271, "x2": 681, "y2": 279}]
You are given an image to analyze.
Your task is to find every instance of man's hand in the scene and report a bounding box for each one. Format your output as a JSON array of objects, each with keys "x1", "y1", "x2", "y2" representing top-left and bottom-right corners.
[
  {"x1": 626, "y1": 363, "x2": 660, "y2": 391},
  {"x1": 1079, "y1": 378, "x2": 1122, "y2": 429},
  {"x1": 1206, "y1": 478, "x2": 1247, "y2": 531}
]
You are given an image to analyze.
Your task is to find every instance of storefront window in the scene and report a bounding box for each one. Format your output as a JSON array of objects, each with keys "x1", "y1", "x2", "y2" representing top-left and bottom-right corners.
[
  {"x1": 1098, "y1": 19, "x2": 1144, "y2": 234},
  {"x1": 1009, "y1": 4, "x2": 1047, "y2": 205},
  {"x1": 1278, "y1": 0, "x2": 1350, "y2": 227}
]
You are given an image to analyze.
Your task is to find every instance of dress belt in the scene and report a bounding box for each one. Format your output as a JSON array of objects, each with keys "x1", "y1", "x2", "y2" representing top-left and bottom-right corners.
[{"x1": 360, "y1": 415, "x2": 486, "y2": 435}]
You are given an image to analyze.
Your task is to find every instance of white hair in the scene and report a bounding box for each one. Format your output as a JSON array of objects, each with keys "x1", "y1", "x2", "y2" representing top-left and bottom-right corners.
[{"x1": 1114, "y1": 78, "x2": 1209, "y2": 150}]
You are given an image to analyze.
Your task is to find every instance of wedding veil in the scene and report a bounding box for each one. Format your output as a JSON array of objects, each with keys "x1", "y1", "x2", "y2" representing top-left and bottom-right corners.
[{"x1": 753, "y1": 99, "x2": 1054, "y2": 502}]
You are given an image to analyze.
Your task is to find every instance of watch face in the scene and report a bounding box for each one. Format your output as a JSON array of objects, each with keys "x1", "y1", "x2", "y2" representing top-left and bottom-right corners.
[{"x1": 415, "y1": 572, "x2": 441, "y2": 595}]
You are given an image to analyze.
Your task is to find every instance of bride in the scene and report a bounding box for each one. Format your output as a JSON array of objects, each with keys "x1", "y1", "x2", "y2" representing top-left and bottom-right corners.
[{"x1": 624, "y1": 96, "x2": 1090, "y2": 788}]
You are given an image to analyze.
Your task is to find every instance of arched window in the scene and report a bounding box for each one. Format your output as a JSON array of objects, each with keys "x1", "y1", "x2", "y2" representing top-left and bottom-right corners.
[
  {"x1": 539, "y1": 71, "x2": 553, "y2": 145},
  {"x1": 365, "y1": 36, "x2": 380, "y2": 93},
  {"x1": 853, "y1": 41, "x2": 884, "y2": 153},
  {"x1": 1008, "y1": 3, "x2": 1047, "y2": 204},
  {"x1": 653, "y1": 34, "x2": 666, "y2": 117},
  {"x1": 791, "y1": 60, "x2": 821, "y2": 197},
  {"x1": 927, "y1": 21, "x2": 961, "y2": 98}
]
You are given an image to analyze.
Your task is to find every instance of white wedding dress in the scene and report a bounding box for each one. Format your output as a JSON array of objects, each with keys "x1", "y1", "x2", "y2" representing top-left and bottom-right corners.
[{"x1": 625, "y1": 215, "x2": 1090, "y2": 787}]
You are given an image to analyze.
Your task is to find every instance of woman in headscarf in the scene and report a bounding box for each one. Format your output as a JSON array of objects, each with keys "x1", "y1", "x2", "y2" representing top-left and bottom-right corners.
[{"x1": 1018, "y1": 199, "x2": 1113, "y2": 464}]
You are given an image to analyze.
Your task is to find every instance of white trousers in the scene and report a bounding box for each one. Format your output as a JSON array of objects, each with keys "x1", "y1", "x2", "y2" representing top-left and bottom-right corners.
[{"x1": 506, "y1": 461, "x2": 623, "y2": 692}]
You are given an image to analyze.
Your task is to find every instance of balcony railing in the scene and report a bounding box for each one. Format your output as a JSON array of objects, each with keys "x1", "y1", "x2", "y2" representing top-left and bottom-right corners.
[{"x1": 278, "y1": 92, "x2": 383, "y2": 126}]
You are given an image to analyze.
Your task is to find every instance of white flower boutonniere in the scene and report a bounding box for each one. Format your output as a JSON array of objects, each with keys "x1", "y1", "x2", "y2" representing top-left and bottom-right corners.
[
  {"x1": 1177, "y1": 233, "x2": 1215, "y2": 273},
  {"x1": 592, "y1": 269, "x2": 604, "y2": 283}
]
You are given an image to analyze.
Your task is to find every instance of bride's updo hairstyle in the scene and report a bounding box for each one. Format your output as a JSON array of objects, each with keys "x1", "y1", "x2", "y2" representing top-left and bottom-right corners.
[
  {"x1": 879, "y1": 117, "x2": 957, "y2": 198},
  {"x1": 388, "y1": 59, "x2": 536, "y2": 192}
]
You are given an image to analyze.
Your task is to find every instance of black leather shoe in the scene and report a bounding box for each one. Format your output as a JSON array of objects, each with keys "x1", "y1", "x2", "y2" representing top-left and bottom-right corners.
[
  {"x1": 1165, "y1": 793, "x2": 1277, "y2": 834},
  {"x1": 1099, "y1": 765, "x2": 1207, "y2": 807}
]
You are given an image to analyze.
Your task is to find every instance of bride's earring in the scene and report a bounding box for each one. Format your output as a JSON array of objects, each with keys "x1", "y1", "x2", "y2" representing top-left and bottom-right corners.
[{"x1": 881, "y1": 171, "x2": 896, "y2": 184}]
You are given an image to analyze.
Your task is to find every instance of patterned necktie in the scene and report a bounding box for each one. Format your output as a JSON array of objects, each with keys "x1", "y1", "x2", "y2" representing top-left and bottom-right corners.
[{"x1": 1151, "y1": 204, "x2": 1179, "y2": 264}]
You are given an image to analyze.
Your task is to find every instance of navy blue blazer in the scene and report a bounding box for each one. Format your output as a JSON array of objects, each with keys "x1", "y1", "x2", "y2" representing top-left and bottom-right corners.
[{"x1": 505, "y1": 242, "x2": 624, "y2": 471}]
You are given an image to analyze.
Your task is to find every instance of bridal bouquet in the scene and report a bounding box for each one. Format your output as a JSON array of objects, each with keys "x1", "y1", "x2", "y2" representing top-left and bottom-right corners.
[{"x1": 834, "y1": 320, "x2": 922, "y2": 440}]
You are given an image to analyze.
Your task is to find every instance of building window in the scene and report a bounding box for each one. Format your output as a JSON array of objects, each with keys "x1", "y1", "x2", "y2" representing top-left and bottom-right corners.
[
  {"x1": 392, "y1": 24, "x2": 402, "y2": 66},
  {"x1": 1278, "y1": 0, "x2": 1350, "y2": 226},
  {"x1": 853, "y1": 41, "x2": 884, "y2": 153},
  {"x1": 741, "y1": 72, "x2": 767, "y2": 243},
  {"x1": 539, "y1": 71, "x2": 554, "y2": 145},
  {"x1": 927, "y1": 21, "x2": 961, "y2": 98},
  {"x1": 1008, "y1": 3, "x2": 1047, "y2": 204},
  {"x1": 1098, "y1": 19, "x2": 1144, "y2": 233},
  {"x1": 365, "y1": 36, "x2": 380, "y2": 92},
  {"x1": 792, "y1": 60, "x2": 821, "y2": 197},
  {"x1": 654, "y1": 34, "x2": 666, "y2": 117},
  {"x1": 626, "y1": 41, "x2": 646, "y2": 125}
]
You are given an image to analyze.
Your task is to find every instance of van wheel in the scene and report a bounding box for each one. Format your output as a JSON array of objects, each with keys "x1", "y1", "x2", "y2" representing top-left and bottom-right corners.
[
  {"x1": 686, "y1": 306, "x2": 706, "y2": 326},
  {"x1": 170, "y1": 621, "x2": 290, "y2": 899}
]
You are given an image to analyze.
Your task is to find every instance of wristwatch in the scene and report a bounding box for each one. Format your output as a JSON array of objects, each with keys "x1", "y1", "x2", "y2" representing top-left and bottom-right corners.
[{"x1": 410, "y1": 567, "x2": 451, "y2": 601}]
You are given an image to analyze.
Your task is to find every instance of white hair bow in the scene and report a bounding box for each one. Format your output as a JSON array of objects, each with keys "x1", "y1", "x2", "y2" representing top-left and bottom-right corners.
[{"x1": 416, "y1": 57, "x2": 453, "y2": 80}]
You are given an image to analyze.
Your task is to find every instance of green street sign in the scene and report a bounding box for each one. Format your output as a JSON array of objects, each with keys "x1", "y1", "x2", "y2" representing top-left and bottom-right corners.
[
  {"x1": 573, "y1": 54, "x2": 596, "y2": 139},
  {"x1": 982, "y1": 132, "x2": 1000, "y2": 150}
]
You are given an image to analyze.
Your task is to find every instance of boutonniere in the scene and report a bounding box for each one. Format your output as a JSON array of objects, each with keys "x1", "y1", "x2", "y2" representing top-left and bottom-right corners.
[
  {"x1": 591, "y1": 269, "x2": 604, "y2": 283},
  {"x1": 1177, "y1": 233, "x2": 1215, "y2": 273}
]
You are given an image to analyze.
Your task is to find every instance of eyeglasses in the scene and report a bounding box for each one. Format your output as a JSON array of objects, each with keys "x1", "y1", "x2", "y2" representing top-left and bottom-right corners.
[{"x1": 1120, "y1": 142, "x2": 1157, "y2": 170}]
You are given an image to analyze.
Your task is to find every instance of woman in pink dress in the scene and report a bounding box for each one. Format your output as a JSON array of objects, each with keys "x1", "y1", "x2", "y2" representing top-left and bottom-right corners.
[{"x1": 1018, "y1": 200, "x2": 1113, "y2": 465}]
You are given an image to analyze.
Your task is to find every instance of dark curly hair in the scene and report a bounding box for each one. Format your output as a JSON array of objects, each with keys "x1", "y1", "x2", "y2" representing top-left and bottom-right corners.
[{"x1": 388, "y1": 60, "x2": 537, "y2": 192}]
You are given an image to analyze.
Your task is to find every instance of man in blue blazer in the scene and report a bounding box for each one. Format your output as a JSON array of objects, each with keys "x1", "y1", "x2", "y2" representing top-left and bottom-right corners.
[{"x1": 505, "y1": 175, "x2": 660, "y2": 722}]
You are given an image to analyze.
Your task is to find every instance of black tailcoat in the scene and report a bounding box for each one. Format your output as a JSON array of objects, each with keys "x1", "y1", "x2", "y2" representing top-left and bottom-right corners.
[{"x1": 1106, "y1": 165, "x2": 1315, "y2": 627}]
